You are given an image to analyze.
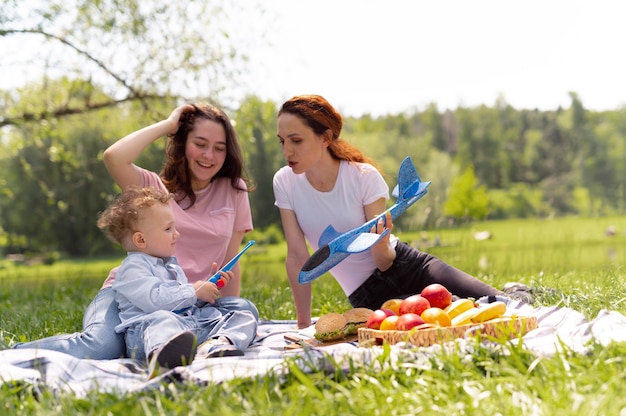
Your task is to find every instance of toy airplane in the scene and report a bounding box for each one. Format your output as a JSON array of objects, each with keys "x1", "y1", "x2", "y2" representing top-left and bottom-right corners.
[{"x1": 298, "y1": 156, "x2": 431, "y2": 284}]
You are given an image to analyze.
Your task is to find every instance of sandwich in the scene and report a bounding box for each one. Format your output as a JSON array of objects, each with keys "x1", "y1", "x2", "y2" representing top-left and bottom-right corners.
[{"x1": 314, "y1": 307, "x2": 373, "y2": 342}]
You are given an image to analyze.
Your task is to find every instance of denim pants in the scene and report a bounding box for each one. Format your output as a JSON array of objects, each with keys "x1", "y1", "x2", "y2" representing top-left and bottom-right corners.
[
  {"x1": 14, "y1": 287, "x2": 260, "y2": 360},
  {"x1": 125, "y1": 307, "x2": 258, "y2": 362}
]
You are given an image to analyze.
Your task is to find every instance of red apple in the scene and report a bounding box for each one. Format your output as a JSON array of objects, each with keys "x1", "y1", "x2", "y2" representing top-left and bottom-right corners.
[
  {"x1": 366, "y1": 309, "x2": 396, "y2": 330},
  {"x1": 395, "y1": 313, "x2": 425, "y2": 331},
  {"x1": 420, "y1": 283, "x2": 452, "y2": 309},
  {"x1": 399, "y1": 295, "x2": 431, "y2": 316}
]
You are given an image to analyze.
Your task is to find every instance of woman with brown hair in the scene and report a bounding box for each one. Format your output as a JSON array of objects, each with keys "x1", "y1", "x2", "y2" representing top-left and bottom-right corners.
[{"x1": 14, "y1": 103, "x2": 258, "y2": 359}]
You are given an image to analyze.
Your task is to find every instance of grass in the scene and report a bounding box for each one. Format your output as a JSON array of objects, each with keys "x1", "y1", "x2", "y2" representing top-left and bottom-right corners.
[{"x1": 2, "y1": 216, "x2": 626, "y2": 414}]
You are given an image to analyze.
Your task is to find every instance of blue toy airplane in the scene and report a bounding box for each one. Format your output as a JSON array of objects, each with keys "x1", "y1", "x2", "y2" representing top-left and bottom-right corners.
[{"x1": 298, "y1": 156, "x2": 431, "y2": 284}]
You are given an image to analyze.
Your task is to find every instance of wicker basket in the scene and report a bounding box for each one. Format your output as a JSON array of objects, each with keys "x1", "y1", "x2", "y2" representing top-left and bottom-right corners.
[{"x1": 358, "y1": 315, "x2": 537, "y2": 347}]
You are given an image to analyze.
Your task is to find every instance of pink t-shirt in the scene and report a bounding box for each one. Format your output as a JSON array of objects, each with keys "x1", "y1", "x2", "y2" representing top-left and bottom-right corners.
[{"x1": 102, "y1": 169, "x2": 253, "y2": 287}]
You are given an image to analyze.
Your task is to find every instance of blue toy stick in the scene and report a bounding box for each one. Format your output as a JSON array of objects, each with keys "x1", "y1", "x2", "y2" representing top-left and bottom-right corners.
[{"x1": 208, "y1": 240, "x2": 256, "y2": 284}]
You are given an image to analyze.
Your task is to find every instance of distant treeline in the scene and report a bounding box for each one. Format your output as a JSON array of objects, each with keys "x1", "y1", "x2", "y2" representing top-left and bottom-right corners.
[{"x1": 2, "y1": 88, "x2": 625, "y2": 257}]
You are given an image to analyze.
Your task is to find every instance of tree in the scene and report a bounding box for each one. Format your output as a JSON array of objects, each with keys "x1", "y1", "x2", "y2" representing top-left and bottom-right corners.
[
  {"x1": 443, "y1": 166, "x2": 489, "y2": 222},
  {"x1": 234, "y1": 96, "x2": 282, "y2": 229},
  {"x1": 0, "y1": 79, "x2": 166, "y2": 256},
  {"x1": 0, "y1": 0, "x2": 268, "y2": 255},
  {"x1": 0, "y1": 0, "x2": 264, "y2": 127}
]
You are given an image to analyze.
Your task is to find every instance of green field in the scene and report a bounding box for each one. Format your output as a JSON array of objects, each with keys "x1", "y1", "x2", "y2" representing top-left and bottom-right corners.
[{"x1": 2, "y1": 216, "x2": 626, "y2": 414}]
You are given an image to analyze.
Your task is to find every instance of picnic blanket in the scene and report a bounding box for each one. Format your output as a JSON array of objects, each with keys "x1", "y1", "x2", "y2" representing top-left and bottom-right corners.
[{"x1": 2, "y1": 297, "x2": 626, "y2": 397}]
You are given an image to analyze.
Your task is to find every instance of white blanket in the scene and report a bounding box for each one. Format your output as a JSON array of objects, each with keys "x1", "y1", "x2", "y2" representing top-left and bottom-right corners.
[{"x1": 2, "y1": 298, "x2": 626, "y2": 397}]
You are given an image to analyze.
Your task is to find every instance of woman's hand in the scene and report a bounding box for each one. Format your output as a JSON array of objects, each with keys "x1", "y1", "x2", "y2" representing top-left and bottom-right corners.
[
  {"x1": 370, "y1": 211, "x2": 396, "y2": 272},
  {"x1": 165, "y1": 104, "x2": 196, "y2": 135}
]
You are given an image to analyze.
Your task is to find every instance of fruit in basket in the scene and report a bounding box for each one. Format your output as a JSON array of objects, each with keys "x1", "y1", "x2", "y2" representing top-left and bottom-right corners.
[
  {"x1": 366, "y1": 308, "x2": 396, "y2": 330},
  {"x1": 471, "y1": 301, "x2": 507, "y2": 323},
  {"x1": 420, "y1": 307, "x2": 452, "y2": 327},
  {"x1": 380, "y1": 299, "x2": 402, "y2": 315},
  {"x1": 395, "y1": 313, "x2": 425, "y2": 330},
  {"x1": 450, "y1": 307, "x2": 480, "y2": 326},
  {"x1": 399, "y1": 295, "x2": 431, "y2": 316},
  {"x1": 380, "y1": 315, "x2": 399, "y2": 330},
  {"x1": 420, "y1": 284, "x2": 452, "y2": 309},
  {"x1": 444, "y1": 298, "x2": 475, "y2": 319}
]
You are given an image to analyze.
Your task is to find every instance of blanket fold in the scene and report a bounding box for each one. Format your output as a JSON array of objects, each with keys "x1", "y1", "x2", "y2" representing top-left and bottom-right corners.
[{"x1": 2, "y1": 299, "x2": 626, "y2": 397}]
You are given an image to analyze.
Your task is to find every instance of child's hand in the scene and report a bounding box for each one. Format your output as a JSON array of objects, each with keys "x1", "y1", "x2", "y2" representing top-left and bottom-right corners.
[
  {"x1": 207, "y1": 261, "x2": 233, "y2": 289},
  {"x1": 193, "y1": 280, "x2": 221, "y2": 304}
]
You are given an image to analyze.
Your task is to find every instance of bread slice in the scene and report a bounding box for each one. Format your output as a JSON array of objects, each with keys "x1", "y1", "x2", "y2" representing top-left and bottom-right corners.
[{"x1": 343, "y1": 307, "x2": 373, "y2": 326}]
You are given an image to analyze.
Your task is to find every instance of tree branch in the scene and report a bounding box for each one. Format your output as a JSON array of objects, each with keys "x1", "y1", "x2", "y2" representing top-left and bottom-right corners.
[
  {"x1": 0, "y1": 94, "x2": 165, "y2": 127},
  {"x1": 2, "y1": 28, "x2": 139, "y2": 95}
]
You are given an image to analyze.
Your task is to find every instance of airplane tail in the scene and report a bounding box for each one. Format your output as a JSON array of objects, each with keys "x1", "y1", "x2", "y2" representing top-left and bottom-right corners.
[
  {"x1": 397, "y1": 156, "x2": 426, "y2": 200},
  {"x1": 389, "y1": 157, "x2": 431, "y2": 218}
]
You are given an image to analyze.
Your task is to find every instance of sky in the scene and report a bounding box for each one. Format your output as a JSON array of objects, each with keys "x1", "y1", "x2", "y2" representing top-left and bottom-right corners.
[
  {"x1": 243, "y1": 0, "x2": 626, "y2": 116},
  {"x1": 2, "y1": 1, "x2": 625, "y2": 118}
]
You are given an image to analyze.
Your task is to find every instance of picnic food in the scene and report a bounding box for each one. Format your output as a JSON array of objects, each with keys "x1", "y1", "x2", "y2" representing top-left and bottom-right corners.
[
  {"x1": 398, "y1": 295, "x2": 431, "y2": 316},
  {"x1": 444, "y1": 298, "x2": 475, "y2": 319},
  {"x1": 314, "y1": 313, "x2": 348, "y2": 341},
  {"x1": 471, "y1": 301, "x2": 507, "y2": 323},
  {"x1": 395, "y1": 313, "x2": 425, "y2": 330},
  {"x1": 420, "y1": 283, "x2": 453, "y2": 309},
  {"x1": 380, "y1": 299, "x2": 402, "y2": 315},
  {"x1": 380, "y1": 315, "x2": 399, "y2": 330},
  {"x1": 359, "y1": 288, "x2": 533, "y2": 348},
  {"x1": 369, "y1": 291, "x2": 507, "y2": 331},
  {"x1": 366, "y1": 309, "x2": 395, "y2": 330},
  {"x1": 314, "y1": 308, "x2": 374, "y2": 341},
  {"x1": 451, "y1": 307, "x2": 481, "y2": 326},
  {"x1": 421, "y1": 307, "x2": 452, "y2": 327},
  {"x1": 343, "y1": 307, "x2": 374, "y2": 327}
]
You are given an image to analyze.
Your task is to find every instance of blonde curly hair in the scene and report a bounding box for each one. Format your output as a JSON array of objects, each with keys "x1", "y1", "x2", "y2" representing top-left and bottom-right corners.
[{"x1": 97, "y1": 186, "x2": 172, "y2": 246}]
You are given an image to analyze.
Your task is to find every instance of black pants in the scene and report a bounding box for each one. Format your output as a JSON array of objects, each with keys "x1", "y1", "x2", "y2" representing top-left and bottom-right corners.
[{"x1": 348, "y1": 242, "x2": 502, "y2": 310}]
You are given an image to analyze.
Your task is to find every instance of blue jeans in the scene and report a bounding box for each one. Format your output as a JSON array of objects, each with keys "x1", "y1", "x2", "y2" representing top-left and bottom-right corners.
[
  {"x1": 13, "y1": 287, "x2": 125, "y2": 360},
  {"x1": 125, "y1": 307, "x2": 258, "y2": 362},
  {"x1": 13, "y1": 287, "x2": 260, "y2": 360}
]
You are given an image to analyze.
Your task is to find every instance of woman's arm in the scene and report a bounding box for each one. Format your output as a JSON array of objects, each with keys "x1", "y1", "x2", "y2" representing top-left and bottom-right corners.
[
  {"x1": 218, "y1": 230, "x2": 247, "y2": 297},
  {"x1": 279, "y1": 208, "x2": 313, "y2": 328},
  {"x1": 103, "y1": 104, "x2": 194, "y2": 189},
  {"x1": 365, "y1": 198, "x2": 397, "y2": 272}
]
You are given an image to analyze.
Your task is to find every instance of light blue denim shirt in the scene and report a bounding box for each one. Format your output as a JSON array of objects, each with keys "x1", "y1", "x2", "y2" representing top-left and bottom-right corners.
[{"x1": 113, "y1": 252, "x2": 197, "y2": 332}]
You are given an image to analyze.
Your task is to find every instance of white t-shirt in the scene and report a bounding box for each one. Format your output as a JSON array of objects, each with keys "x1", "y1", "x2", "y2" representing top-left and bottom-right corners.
[{"x1": 273, "y1": 160, "x2": 396, "y2": 296}]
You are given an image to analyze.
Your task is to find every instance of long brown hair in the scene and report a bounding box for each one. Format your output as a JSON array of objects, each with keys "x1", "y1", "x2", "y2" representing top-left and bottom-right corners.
[
  {"x1": 160, "y1": 103, "x2": 250, "y2": 207},
  {"x1": 278, "y1": 95, "x2": 379, "y2": 169}
]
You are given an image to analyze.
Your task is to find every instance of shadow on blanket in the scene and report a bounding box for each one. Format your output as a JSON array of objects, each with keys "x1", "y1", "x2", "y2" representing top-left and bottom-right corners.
[{"x1": 2, "y1": 298, "x2": 626, "y2": 397}]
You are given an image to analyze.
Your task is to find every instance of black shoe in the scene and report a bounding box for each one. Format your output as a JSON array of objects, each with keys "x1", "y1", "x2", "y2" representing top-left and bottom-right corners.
[{"x1": 147, "y1": 331, "x2": 197, "y2": 379}]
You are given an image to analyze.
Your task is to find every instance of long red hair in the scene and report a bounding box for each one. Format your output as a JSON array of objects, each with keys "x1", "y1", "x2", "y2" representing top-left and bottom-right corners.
[{"x1": 278, "y1": 95, "x2": 380, "y2": 170}]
